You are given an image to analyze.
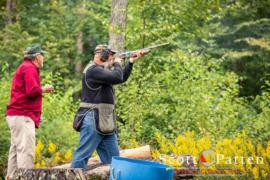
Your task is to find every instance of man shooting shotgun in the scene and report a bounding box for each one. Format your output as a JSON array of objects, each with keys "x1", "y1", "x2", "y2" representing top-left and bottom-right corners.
[
  {"x1": 71, "y1": 44, "x2": 144, "y2": 169},
  {"x1": 71, "y1": 42, "x2": 168, "y2": 169}
]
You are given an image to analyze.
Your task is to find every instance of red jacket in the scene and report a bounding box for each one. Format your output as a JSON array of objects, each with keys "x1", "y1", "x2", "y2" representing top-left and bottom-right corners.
[{"x1": 6, "y1": 59, "x2": 42, "y2": 128}]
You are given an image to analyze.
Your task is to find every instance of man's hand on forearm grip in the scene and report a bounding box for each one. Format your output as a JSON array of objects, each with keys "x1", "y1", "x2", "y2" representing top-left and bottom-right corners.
[{"x1": 129, "y1": 50, "x2": 144, "y2": 63}]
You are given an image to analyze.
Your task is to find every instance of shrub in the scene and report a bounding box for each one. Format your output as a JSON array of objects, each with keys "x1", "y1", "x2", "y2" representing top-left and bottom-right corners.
[{"x1": 152, "y1": 131, "x2": 270, "y2": 179}]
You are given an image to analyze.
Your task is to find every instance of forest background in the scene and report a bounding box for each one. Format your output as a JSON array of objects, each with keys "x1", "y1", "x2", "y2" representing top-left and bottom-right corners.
[{"x1": 0, "y1": 0, "x2": 270, "y2": 178}]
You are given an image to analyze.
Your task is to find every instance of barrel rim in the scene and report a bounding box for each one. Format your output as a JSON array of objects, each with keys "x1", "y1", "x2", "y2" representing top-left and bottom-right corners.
[{"x1": 111, "y1": 156, "x2": 174, "y2": 170}]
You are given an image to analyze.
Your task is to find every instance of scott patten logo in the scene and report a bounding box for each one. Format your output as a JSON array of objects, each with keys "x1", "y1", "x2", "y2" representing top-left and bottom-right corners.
[{"x1": 199, "y1": 149, "x2": 215, "y2": 167}]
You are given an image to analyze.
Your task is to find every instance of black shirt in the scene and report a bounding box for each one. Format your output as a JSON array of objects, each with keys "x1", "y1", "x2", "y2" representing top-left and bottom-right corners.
[{"x1": 81, "y1": 61, "x2": 133, "y2": 105}]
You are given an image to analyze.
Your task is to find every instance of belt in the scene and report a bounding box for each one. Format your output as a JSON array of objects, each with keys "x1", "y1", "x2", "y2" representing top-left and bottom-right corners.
[{"x1": 80, "y1": 102, "x2": 114, "y2": 109}]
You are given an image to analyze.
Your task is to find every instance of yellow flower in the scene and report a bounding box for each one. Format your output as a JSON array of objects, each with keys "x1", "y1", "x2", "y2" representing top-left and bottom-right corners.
[
  {"x1": 48, "y1": 141, "x2": 57, "y2": 154},
  {"x1": 252, "y1": 167, "x2": 259, "y2": 179},
  {"x1": 64, "y1": 149, "x2": 73, "y2": 162},
  {"x1": 261, "y1": 170, "x2": 268, "y2": 178},
  {"x1": 92, "y1": 150, "x2": 98, "y2": 157},
  {"x1": 223, "y1": 139, "x2": 231, "y2": 146},
  {"x1": 36, "y1": 139, "x2": 44, "y2": 153},
  {"x1": 247, "y1": 140, "x2": 255, "y2": 154},
  {"x1": 35, "y1": 139, "x2": 44, "y2": 162},
  {"x1": 35, "y1": 162, "x2": 41, "y2": 168},
  {"x1": 152, "y1": 131, "x2": 270, "y2": 178},
  {"x1": 129, "y1": 139, "x2": 139, "y2": 148},
  {"x1": 54, "y1": 152, "x2": 62, "y2": 163},
  {"x1": 151, "y1": 150, "x2": 160, "y2": 160},
  {"x1": 266, "y1": 141, "x2": 270, "y2": 160},
  {"x1": 233, "y1": 136, "x2": 241, "y2": 145},
  {"x1": 41, "y1": 160, "x2": 46, "y2": 167}
]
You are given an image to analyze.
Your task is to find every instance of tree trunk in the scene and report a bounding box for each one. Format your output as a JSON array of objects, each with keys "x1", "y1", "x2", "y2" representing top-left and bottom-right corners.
[
  {"x1": 75, "y1": 31, "x2": 83, "y2": 73},
  {"x1": 141, "y1": 1, "x2": 146, "y2": 48},
  {"x1": 109, "y1": 0, "x2": 128, "y2": 51},
  {"x1": 6, "y1": 0, "x2": 15, "y2": 25},
  {"x1": 75, "y1": 0, "x2": 86, "y2": 73}
]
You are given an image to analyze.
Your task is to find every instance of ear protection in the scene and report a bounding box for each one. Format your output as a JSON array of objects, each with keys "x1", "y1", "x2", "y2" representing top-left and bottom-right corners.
[{"x1": 100, "y1": 48, "x2": 111, "y2": 62}]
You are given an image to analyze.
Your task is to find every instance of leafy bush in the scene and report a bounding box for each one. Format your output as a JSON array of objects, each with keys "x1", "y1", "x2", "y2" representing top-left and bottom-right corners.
[
  {"x1": 117, "y1": 50, "x2": 259, "y2": 146},
  {"x1": 152, "y1": 131, "x2": 270, "y2": 179},
  {"x1": 0, "y1": 78, "x2": 11, "y2": 178},
  {"x1": 36, "y1": 72, "x2": 79, "y2": 153}
]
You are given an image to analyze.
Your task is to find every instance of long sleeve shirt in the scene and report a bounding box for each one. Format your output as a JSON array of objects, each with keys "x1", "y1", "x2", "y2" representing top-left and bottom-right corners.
[
  {"x1": 6, "y1": 59, "x2": 42, "y2": 128},
  {"x1": 80, "y1": 61, "x2": 133, "y2": 104}
]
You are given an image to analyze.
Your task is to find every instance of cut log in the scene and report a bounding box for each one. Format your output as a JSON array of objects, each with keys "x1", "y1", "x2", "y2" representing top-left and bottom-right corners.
[
  {"x1": 85, "y1": 165, "x2": 111, "y2": 180},
  {"x1": 119, "y1": 145, "x2": 151, "y2": 159},
  {"x1": 54, "y1": 145, "x2": 151, "y2": 169},
  {"x1": 12, "y1": 168, "x2": 86, "y2": 180}
]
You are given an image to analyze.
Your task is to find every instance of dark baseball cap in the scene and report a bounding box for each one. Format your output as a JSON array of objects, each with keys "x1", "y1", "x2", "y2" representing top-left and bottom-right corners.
[{"x1": 24, "y1": 44, "x2": 47, "y2": 55}]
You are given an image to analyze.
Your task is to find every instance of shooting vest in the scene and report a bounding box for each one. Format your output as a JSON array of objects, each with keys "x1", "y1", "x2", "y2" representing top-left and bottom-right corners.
[{"x1": 73, "y1": 62, "x2": 116, "y2": 134}]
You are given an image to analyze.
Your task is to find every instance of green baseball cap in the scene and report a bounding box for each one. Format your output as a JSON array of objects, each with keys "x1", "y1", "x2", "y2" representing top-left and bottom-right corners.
[{"x1": 24, "y1": 44, "x2": 47, "y2": 55}]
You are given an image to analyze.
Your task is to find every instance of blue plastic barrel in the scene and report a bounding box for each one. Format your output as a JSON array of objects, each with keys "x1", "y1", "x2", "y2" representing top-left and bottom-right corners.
[{"x1": 109, "y1": 156, "x2": 174, "y2": 180}]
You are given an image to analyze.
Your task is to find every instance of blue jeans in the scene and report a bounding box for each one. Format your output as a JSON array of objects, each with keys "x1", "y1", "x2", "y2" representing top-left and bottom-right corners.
[{"x1": 71, "y1": 110, "x2": 119, "y2": 169}]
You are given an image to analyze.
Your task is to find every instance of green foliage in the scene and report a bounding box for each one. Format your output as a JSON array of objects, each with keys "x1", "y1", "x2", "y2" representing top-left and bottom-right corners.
[
  {"x1": 0, "y1": 0, "x2": 110, "y2": 79},
  {"x1": 0, "y1": 23, "x2": 35, "y2": 69},
  {"x1": 248, "y1": 86, "x2": 270, "y2": 144},
  {"x1": 0, "y1": 79, "x2": 11, "y2": 178},
  {"x1": 36, "y1": 73, "x2": 79, "y2": 149},
  {"x1": 118, "y1": 0, "x2": 270, "y2": 146},
  {"x1": 117, "y1": 50, "x2": 256, "y2": 146}
]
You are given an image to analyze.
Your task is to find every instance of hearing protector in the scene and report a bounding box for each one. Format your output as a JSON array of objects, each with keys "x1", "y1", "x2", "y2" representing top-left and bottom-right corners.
[{"x1": 100, "y1": 48, "x2": 111, "y2": 62}]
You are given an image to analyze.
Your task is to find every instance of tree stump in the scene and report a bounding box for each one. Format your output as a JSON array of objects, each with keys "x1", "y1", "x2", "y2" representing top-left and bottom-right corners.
[
  {"x1": 12, "y1": 168, "x2": 86, "y2": 180},
  {"x1": 85, "y1": 165, "x2": 110, "y2": 180}
]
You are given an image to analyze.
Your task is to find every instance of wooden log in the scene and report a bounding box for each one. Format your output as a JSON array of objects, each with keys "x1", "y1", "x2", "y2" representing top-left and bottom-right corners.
[
  {"x1": 54, "y1": 145, "x2": 151, "y2": 169},
  {"x1": 119, "y1": 145, "x2": 151, "y2": 159},
  {"x1": 12, "y1": 168, "x2": 86, "y2": 180},
  {"x1": 85, "y1": 165, "x2": 110, "y2": 180}
]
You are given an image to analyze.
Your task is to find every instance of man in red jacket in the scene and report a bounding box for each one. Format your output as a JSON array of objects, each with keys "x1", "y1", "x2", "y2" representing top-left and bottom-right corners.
[{"x1": 5, "y1": 44, "x2": 54, "y2": 179}]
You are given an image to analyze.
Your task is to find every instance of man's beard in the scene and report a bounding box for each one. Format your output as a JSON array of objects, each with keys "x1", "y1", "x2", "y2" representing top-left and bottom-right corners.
[{"x1": 38, "y1": 61, "x2": 43, "y2": 68}]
